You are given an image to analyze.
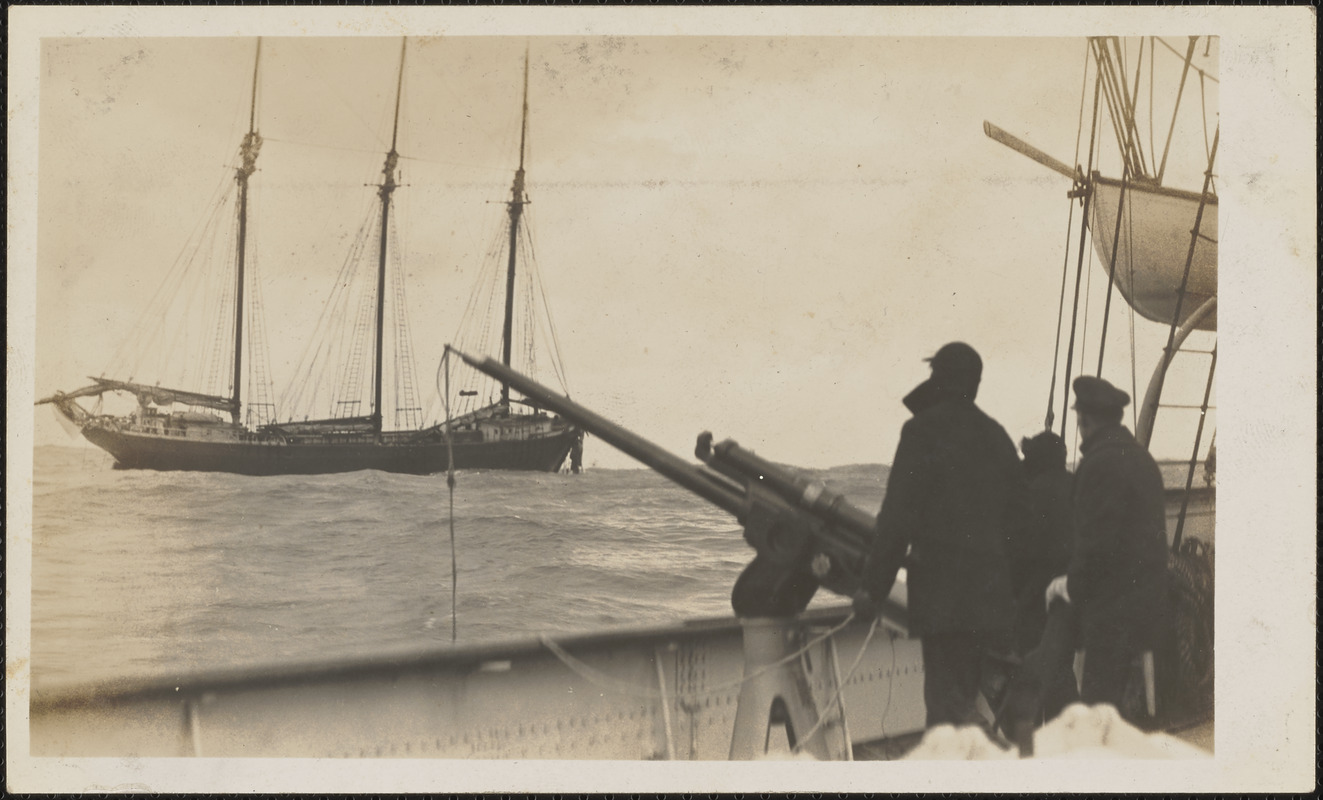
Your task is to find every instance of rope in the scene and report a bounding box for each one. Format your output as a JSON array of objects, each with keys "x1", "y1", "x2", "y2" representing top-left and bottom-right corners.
[
  {"x1": 1168, "y1": 541, "x2": 1214, "y2": 704},
  {"x1": 1093, "y1": 40, "x2": 1136, "y2": 177},
  {"x1": 1073, "y1": 243, "x2": 1096, "y2": 460},
  {"x1": 1154, "y1": 37, "x2": 1219, "y2": 83},
  {"x1": 1127, "y1": 202, "x2": 1140, "y2": 433},
  {"x1": 1044, "y1": 44, "x2": 1094, "y2": 430},
  {"x1": 1095, "y1": 170, "x2": 1129, "y2": 376},
  {"x1": 261, "y1": 135, "x2": 386, "y2": 160},
  {"x1": 106, "y1": 166, "x2": 235, "y2": 379},
  {"x1": 439, "y1": 347, "x2": 458, "y2": 643},
  {"x1": 1148, "y1": 37, "x2": 1156, "y2": 171},
  {"x1": 1059, "y1": 67, "x2": 1104, "y2": 439},
  {"x1": 1126, "y1": 37, "x2": 1150, "y2": 177},
  {"x1": 279, "y1": 209, "x2": 376, "y2": 418},
  {"x1": 791, "y1": 617, "x2": 880, "y2": 755},
  {"x1": 539, "y1": 613, "x2": 859, "y2": 701},
  {"x1": 1199, "y1": 71, "x2": 1212, "y2": 168},
  {"x1": 523, "y1": 207, "x2": 572, "y2": 394}
]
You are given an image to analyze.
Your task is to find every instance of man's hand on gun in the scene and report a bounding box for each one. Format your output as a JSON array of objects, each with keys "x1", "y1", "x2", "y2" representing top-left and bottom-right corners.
[{"x1": 852, "y1": 589, "x2": 882, "y2": 623}]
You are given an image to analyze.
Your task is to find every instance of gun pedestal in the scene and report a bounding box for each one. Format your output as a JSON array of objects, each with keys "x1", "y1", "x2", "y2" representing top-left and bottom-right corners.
[
  {"x1": 451, "y1": 352, "x2": 878, "y2": 760},
  {"x1": 728, "y1": 617, "x2": 851, "y2": 761}
]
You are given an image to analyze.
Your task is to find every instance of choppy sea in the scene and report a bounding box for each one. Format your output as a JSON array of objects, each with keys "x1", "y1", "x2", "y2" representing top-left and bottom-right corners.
[{"x1": 30, "y1": 445, "x2": 888, "y2": 688}]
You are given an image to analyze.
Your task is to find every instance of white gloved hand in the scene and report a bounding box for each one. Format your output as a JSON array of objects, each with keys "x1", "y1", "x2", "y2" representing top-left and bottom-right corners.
[{"x1": 1045, "y1": 574, "x2": 1071, "y2": 609}]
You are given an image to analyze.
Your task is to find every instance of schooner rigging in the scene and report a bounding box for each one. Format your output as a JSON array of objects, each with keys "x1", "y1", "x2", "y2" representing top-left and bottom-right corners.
[{"x1": 39, "y1": 38, "x2": 581, "y2": 475}]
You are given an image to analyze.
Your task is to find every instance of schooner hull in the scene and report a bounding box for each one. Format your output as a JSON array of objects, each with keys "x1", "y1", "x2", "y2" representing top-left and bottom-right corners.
[
  {"x1": 1088, "y1": 176, "x2": 1217, "y2": 331},
  {"x1": 80, "y1": 424, "x2": 578, "y2": 476}
]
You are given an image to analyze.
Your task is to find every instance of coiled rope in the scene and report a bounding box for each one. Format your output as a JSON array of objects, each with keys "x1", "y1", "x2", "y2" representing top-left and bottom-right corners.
[{"x1": 1168, "y1": 539, "x2": 1214, "y2": 704}]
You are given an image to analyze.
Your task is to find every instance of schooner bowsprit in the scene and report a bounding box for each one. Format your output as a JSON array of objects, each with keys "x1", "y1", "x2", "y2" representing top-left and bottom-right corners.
[{"x1": 37, "y1": 39, "x2": 583, "y2": 475}]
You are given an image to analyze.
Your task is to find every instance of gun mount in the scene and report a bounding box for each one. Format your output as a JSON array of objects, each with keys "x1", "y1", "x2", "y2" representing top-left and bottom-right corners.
[{"x1": 453, "y1": 348, "x2": 886, "y2": 618}]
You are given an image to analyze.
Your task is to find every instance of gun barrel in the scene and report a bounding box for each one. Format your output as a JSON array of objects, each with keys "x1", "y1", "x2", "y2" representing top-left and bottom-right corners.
[
  {"x1": 710, "y1": 439, "x2": 875, "y2": 556},
  {"x1": 454, "y1": 350, "x2": 747, "y2": 517}
]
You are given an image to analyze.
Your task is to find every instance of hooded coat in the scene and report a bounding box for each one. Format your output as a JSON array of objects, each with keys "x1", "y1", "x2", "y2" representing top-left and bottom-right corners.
[
  {"x1": 1066, "y1": 422, "x2": 1168, "y2": 652},
  {"x1": 1013, "y1": 463, "x2": 1075, "y2": 655},
  {"x1": 864, "y1": 396, "x2": 1029, "y2": 640}
]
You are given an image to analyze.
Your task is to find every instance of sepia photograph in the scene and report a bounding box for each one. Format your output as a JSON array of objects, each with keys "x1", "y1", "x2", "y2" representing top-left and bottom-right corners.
[{"x1": 6, "y1": 6, "x2": 1315, "y2": 794}]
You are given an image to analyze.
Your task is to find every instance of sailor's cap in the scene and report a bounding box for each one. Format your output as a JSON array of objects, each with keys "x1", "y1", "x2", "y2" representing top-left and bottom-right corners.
[{"x1": 1072, "y1": 375, "x2": 1130, "y2": 414}]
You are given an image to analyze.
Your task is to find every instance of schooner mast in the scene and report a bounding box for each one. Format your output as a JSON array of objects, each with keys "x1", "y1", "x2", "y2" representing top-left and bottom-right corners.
[
  {"x1": 40, "y1": 38, "x2": 581, "y2": 476},
  {"x1": 231, "y1": 38, "x2": 264, "y2": 425},
  {"x1": 498, "y1": 48, "x2": 531, "y2": 410},
  {"x1": 371, "y1": 38, "x2": 408, "y2": 435}
]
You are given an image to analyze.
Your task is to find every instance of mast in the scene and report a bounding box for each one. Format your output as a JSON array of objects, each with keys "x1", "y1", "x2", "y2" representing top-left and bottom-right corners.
[
  {"x1": 499, "y1": 47, "x2": 530, "y2": 409},
  {"x1": 231, "y1": 38, "x2": 263, "y2": 426},
  {"x1": 372, "y1": 38, "x2": 407, "y2": 435}
]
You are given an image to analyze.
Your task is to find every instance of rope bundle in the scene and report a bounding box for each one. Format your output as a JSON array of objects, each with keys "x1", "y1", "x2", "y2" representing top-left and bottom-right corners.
[{"x1": 1168, "y1": 540, "x2": 1214, "y2": 704}]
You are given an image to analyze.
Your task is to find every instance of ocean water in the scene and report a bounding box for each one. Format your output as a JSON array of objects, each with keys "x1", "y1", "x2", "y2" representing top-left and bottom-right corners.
[{"x1": 30, "y1": 445, "x2": 888, "y2": 688}]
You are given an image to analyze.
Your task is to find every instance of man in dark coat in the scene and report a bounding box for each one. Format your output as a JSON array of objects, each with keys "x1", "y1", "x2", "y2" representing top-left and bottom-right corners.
[
  {"x1": 1045, "y1": 376, "x2": 1168, "y2": 719},
  {"x1": 1014, "y1": 430, "x2": 1075, "y2": 655},
  {"x1": 1010, "y1": 430, "x2": 1079, "y2": 726},
  {"x1": 854, "y1": 342, "x2": 1028, "y2": 728}
]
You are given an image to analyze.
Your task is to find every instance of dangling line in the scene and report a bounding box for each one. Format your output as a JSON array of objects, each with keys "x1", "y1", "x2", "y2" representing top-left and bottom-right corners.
[
  {"x1": 1044, "y1": 46, "x2": 1093, "y2": 432},
  {"x1": 1148, "y1": 37, "x2": 1156, "y2": 171},
  {"x1": 1126, "y1": 202, "x2": 1140, "y2": 433},
  {"x1": 1059, "y1": 67, "x2": 1104, "y2": 439},
  {"x1": 1095, "y1": 168, "x2": 1129, "y2": 376},
  {"x1": 1073, "y1": 246, "x2": 1096, "y2": 462},
  {"x1": 1046, "y1": 199, "x2": 1077, "y2": 432},
  {"x1": 439, "y1": 346, "x2": 459, "y2": 643},
  {"x1": 1199, "y1": 70, "x2": 1212, "y2": 168}
]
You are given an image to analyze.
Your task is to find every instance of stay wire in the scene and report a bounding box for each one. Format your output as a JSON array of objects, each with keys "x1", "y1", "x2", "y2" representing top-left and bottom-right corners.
[
  {"x1": 1095, "y1": 168, "x2": 1129, "y2": 376},
  {"x1": 1154, "y1": 37, "x2": 1220, "y2": 83},
  {"x1": 524, "y1": 208, "x2": 572, "y2": 395},
  {"x1": 1199, "y1": 71, "x2": 1213, "y2": 168},
  {"x1": 1127, "y1": 38, "x2": 1150, "y2": 177},
  {"x1": 1073, "y1": 242, "x2": 1097, "y2": 463},
  {"x1": 1045, "y1": 47, "x2": 1094, "y2": 432},
  {"x1": 1149, "y1": 37, "x2": 1156, "y2": 172},
  {"x1": 440, "y1": 346, "x2": 458, "y2": 643},
  {"x1": 1127, "y1": 210, "x2": 1140, "y2": 433},
  {"x1": 1059, "y1": 66, "x2": 1104, "y2": 440}
]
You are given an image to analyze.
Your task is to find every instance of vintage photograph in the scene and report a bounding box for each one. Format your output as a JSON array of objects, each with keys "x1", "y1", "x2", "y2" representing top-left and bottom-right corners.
[{"x1": 6, "y1": 6, "x2": 1315, "y2": 795}]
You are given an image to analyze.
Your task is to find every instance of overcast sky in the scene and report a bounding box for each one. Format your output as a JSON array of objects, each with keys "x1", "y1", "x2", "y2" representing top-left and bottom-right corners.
[{"x1": 31, "y1": 32, "x2": 1230, "y2": 469}]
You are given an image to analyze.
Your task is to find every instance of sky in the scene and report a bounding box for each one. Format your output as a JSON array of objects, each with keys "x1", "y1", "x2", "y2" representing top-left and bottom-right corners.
[{"x1": 31, "y1": 32, "x2": 1225, "y2": 469}]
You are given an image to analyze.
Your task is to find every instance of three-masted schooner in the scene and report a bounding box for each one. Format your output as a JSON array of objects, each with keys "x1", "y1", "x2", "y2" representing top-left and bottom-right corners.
[{"x1": 38, "y1": 39, "x2": 582, "y2": 475}]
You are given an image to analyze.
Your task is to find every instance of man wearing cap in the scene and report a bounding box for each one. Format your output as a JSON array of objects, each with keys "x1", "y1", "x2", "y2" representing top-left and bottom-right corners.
[
  {"x1": 1015, "y1": 431, "x2": 1075, "y2": 659},
  {"x1": 1044, "y1": 375, "x2": 1168, "y2": 719},
  {"x1": 1003, "y1": 430, "x2": 1080, "y2": 733},
  {"x1": 854, "y1": 342, "x2": 1029, "y2": 729}
]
